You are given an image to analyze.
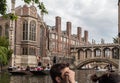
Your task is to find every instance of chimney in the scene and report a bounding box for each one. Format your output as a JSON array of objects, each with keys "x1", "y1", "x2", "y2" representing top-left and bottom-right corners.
[
  {"x1": 84, "y1": 30, "x2": 88, "y2": 43},
  {"x1": 66, "y1": 22, "x2": 71, "y2": 37},
  {"x1": 77, "y1": 27, "x2": 82, "y2": 42},
  {"x1": 56, "y1": 16, "x2": 61, "y2": 34}
]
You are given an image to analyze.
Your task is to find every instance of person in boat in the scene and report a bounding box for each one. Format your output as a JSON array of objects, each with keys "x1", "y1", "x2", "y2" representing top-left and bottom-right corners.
[
  {"x1": 8, "y1": 65, "x2": 13, "y2": 71},
  {"x1": 38, "y1": 61, "x2": 42, "y2": 67},
  {"x1": 17, "y1": 66, "x2": 21, "y2": 70},
  {"x1": 50, "y1": 63, "x2": 76, "y2": 83},
  {"x1": 90, "y1": 72, "x2": 120, "y2": 83},
  {"x1": 53, "y1": 56, "x2": 57, "y2": 64},
  {"x1": 36, "y1": 66, "x2": 43, "y2": 71},
  {"x1": 104, "y1": 63, "x2": 113, "y2": 72},
  {"x1": 26, "y1": 66, "x2": 30, "y2": 71}
]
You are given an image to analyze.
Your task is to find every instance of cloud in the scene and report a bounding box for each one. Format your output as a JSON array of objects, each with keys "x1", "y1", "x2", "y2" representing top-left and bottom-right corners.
[{"x1": 43, "y1": 0, "x2": 118, "y2": 43}]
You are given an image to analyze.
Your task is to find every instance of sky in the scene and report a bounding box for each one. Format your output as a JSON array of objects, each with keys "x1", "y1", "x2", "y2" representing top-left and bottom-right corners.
[{"x1": 7, "y1": 0, "x2": 118, "y2": 43}]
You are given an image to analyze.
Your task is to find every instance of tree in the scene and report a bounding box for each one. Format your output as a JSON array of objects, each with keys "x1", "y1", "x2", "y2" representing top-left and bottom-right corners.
[
  {"x1": 0, "y1": 37, "x2": 12, "y2": 71},
  {"x1": 0, "y1": 0, "x2": 48, "y2": 20}
]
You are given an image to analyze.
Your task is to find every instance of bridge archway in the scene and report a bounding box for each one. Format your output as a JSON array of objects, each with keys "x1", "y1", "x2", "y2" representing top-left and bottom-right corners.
[
  {"x1": 112, "y1": 47, "x2": 119, "y2": 59},
  {"x1": 77, "y1": 58, "x2": 118, "y2": 69}
]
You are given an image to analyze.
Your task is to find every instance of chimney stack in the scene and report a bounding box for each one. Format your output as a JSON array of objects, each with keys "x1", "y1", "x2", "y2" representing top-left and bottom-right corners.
[
  {"x1": 56, "y1": 16, "x2": 61, "y2": 34},
  {"x1": 84, "y1": 30, "x2": 88, "y2": 43},
  {"x1": 77, "y1": 27, "x2": 82, "y2": 42},
  {"x1": 66, "y1": 22, "x2": 71, "y2": 37}
]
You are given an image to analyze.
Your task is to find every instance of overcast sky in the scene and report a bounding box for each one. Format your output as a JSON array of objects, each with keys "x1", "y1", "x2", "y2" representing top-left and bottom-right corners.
[{"x1": 7, "y1": 0, "x2": 118, "y2": 43}]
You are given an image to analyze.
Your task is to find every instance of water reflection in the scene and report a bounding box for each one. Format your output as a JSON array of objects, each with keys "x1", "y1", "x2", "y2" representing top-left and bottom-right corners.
[
  {"x1": 10, "y1": 75, "x2": 52, "y2": 83},
  {"x1": 75, "y1": 70, "x2": 95, "y2": 83},
  {"x1": 0, "y1": 70, "x2": 96, "y2": 83}
]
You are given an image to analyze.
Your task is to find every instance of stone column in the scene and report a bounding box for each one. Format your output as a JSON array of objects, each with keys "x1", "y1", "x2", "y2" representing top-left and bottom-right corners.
[
  {"x1": 101, "y1": 48, "x2": 103, "y2": 58},
  {"x1": 91, "y1": 49, "x2": 94, "y2": 58},
  {"x1": 109, "y1": 49, "x2": 112, "y2": 59},
  {"x1": 11, "y1": 0, "x2": 16, "y2": 66}
]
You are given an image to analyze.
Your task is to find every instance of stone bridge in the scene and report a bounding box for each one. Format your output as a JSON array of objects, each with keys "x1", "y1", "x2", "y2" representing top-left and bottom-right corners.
[
  {"x1": 76, "y1": 58, "x2": 118, "y2": 69},
  {"x1": 70, "y1": 43, "x2": 120, "y2": 69}
]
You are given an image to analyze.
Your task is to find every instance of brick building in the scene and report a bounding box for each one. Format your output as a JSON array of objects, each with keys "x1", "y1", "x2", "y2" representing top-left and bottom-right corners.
[
  {"x1": 46, "y1": 16, "x2": 89, "y2": 62},
  {"x1": 0, "y1": 4, "x2": 89, "y2": 66}
]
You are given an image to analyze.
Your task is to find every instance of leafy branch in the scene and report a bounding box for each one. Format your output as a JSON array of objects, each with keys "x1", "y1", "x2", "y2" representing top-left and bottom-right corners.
[{"x1": 0, "y1": 0, "x2": 48, "y2": 20}]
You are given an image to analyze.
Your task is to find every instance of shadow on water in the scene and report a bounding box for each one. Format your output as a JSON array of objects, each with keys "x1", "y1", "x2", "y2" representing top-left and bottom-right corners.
[{"x1": 0, "y1": 70, "x2": 97, "y2": 83}]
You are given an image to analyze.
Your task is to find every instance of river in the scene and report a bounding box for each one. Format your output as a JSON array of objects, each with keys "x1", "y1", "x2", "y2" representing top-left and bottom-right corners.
[{"x1": 0, "y1": 70, "x2": 99, "y2": 83}]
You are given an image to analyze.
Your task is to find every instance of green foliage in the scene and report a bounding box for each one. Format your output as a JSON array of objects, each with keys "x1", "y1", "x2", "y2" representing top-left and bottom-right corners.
[
  {"x1": 23, "y1": 0, "x2": 48, "y2": 14},
  {"x1": 0, "y1": 46, "x2": 8, "y2": 64},
  {"x1": 0, "y1": 0, "x2": 7, "y2": 15},
  {"x1": 38, "y1": 2, "x2": 48, "y2": 14},
  {"x1": 0, "y1": 36, "x2": 9, "y2": 48},
  {"x1": 24, "y1": 0, "x2": 31, "y2": 4},
  {"x1": 0, "y1": 0, "x2": 48, "y2": 20},
  {"x1": 3, "y1": 13, "x2": 18, "y2": 21},
  {"x1": 0, "y1": 36, "x2": 12, "y2": 65}
]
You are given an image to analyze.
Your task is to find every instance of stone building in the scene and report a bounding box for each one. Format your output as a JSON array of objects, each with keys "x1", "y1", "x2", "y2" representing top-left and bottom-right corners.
[{"x1": 0, "y1": 4, "x2": 47, "y2": 67}]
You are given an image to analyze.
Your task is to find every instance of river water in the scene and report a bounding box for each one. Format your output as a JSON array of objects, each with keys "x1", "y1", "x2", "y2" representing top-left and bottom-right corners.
[{"x1": 0, "y1": 70, "x2": 99, "y2": 83}]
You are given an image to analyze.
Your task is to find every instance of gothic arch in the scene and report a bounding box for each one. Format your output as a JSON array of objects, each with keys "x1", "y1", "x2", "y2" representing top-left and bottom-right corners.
[
  {"x1": 103, "y1": 47, "x2": 111, "y2": 58},
  {"x1": 78, "y1": 49, "x2": 84, "y2": 60},
  {"x1": 85, "y1": 48, "x2": 92, "y2": 58},
  {"x1": 94, "y1": 48, "x2": 101, "y2": 57},
  {"x1": 112, "y1": 47, "x2": 119, "y2": 59},
  {"x1": 30, "y1": 20, "x2": 36, "y2": 41},
  {"x1": 23, "y1": 20, "x2": 28, "y2": 40}
]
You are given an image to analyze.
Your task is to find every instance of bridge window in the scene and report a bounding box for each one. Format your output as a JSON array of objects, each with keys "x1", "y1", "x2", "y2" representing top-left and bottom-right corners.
[
  {"x1": 86, "y1": 49, "x2": 92, "y2": 58},
  {"x1": 95, "y1": 49, "x2": 101, "y2": 57},
  {"x1": 105, "y1": 49, "x2": 110, "y2": 57},
  {"x1": 112, "y1": 48, "x2": 119, "y2": 59}
]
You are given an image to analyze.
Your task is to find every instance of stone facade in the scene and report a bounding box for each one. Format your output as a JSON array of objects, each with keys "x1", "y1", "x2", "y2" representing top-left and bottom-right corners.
[{"x1": 0, "y1": 5, "x2": 47, "y2": 67}]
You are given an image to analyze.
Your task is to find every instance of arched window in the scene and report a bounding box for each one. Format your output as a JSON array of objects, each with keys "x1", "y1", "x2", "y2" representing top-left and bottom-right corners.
[
  {"x1": 29, "y1": 20, "x2": 36, "y2": 41},
  {"x1": 23, "y1": 20, "x2": 28, "y2": 40},
  {"x1": 0, "y1": 26, "x2": 2, "y2": 36},
  {"x1": 105, "y1": 49, "x2": 110, "y2": 57},
  {"x1": 94, "y1": 49, "x2": 101, "y2": 57},
  {"x1": 5, "y1": 23, "x2": 9, "y2": 38}
]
